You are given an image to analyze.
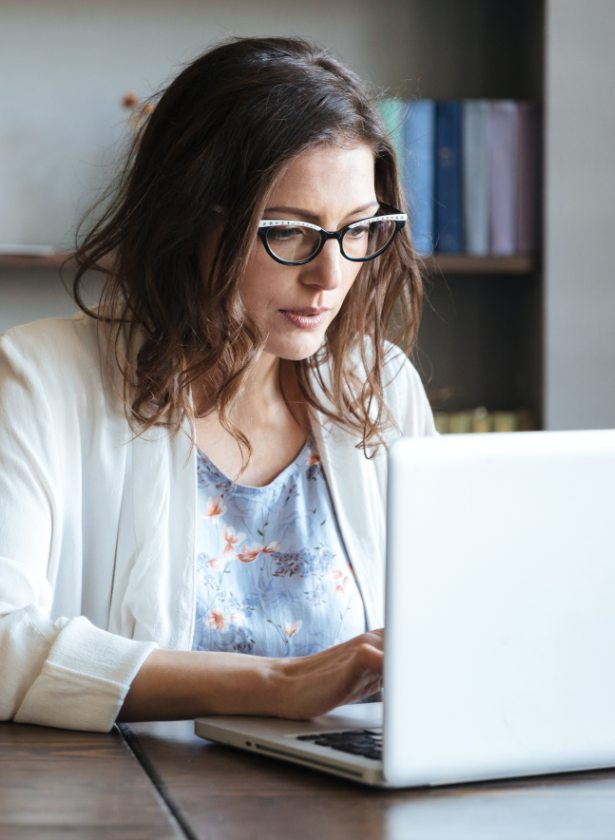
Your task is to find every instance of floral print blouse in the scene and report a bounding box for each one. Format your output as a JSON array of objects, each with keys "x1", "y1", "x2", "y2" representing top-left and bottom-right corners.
[{"x1": 192, "y1": 438, "x2": 367, "y2": 657}]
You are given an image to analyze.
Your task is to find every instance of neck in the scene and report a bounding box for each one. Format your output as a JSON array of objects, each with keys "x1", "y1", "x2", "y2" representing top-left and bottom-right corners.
[
  {"x1": 231, "y1": 352, "x2": 310, "y2": 436},
  {"x1": 194, "y1": 350, "x2": 289, "y2": 419},
  {"x1": 242, "y1": 350, "x2": 282, "y2": 405},
  {"x1": 193, "y1": 351, "x2": 310, "y2": 459}
]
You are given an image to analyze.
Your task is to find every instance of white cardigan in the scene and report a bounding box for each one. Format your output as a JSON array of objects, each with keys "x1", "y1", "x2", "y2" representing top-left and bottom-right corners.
[{"x1": 0, "y1": 312, "x2": 435, "y2": 732}]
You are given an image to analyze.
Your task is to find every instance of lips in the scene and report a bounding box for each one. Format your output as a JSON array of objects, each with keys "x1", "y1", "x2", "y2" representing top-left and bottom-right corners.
[{"x1": 280, "y1": 308, "x2": 330, "y2": 330}]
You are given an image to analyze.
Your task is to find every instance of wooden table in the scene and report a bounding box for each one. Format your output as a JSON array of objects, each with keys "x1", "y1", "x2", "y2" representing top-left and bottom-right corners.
[
  {"x1": 3, "y1": 720, "x2": 615, "y2": 839},
  {"x1": 0, "y1": 722, "x2": 181, "y2": 839}
]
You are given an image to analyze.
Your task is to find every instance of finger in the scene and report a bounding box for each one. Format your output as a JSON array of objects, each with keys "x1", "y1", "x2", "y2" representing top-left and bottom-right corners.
[
  {"x1": 339, "y1": 644, "x2": 383, "y2": 693},
  {"x1": 361, "y1": 629, "x2": 384, "y2": 650},
  {"x1": 356, "y1": 642, "x2": 384, "y2": 672}
]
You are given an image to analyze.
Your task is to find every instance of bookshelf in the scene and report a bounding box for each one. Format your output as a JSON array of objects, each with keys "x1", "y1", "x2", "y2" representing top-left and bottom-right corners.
[
  {"x1": 1, "y1": 0, "x2": 613, "y2": 429},
  {"x1": 399, "y1": 0, "x2": 546, "y2": 428},
  {"x1": 0, "y1": 253, "x2": 70, "y2": 270},
  {"x1": 0, "y1": 252, "x2": 537, "y2": 276},
  {"x1": 0, "y1": 0, "x2": 544, "y2": 430},
  {"x1": 421, "y1": 255, "x2": 536, "y2": 275}
]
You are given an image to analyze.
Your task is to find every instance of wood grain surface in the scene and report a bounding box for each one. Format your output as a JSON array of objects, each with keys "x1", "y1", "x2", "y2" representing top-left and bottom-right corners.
[
  {"x1": 5, "y1": 718, "x2": 615, "y2": 840},
  {"x1": 0, "y1": 722, "x2": 182, "y2": 840},
  {"x1": 128, "y1": 720, "x2": 615, "y2": 840}
]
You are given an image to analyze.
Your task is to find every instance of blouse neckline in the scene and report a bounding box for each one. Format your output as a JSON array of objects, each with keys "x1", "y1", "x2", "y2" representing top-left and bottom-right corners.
[{"x1": 196, "y1": 437, "x2": 312, "y2": 496}]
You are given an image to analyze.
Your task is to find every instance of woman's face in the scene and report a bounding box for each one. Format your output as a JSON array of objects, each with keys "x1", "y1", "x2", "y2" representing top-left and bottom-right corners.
[{"x1": 241, "y1": 143, "x2": 377, "y2": 361}]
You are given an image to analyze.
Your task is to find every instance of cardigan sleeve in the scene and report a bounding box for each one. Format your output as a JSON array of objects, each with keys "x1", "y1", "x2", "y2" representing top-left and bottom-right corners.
[{"x1": 0, "y1": 328, "x2": 157, "y2": 732}]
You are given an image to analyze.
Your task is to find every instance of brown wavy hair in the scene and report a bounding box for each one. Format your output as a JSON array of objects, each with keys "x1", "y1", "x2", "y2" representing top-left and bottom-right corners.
[{"x1": 72, "y1": 36, "x2": 422, "y2": 458}]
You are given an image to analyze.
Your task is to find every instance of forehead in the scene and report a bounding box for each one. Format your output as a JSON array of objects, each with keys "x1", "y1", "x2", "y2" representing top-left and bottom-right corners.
[{"x1": 267, "y1": 143, "x2": 376, "y2": 215}]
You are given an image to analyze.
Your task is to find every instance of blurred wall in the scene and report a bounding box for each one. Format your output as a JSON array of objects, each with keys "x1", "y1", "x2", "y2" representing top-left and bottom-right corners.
[
  {"x1": 0, "y1": 0, "x2": 536, "y2": 334},
  {"x1": 0, "y1": 0, "x2": 416, "y2": 250},
  {"x1": 0, "y1": 271, "x2": 79, "y2": 336},
  {"x1": 0, "y1": 0, "x2": 539, "y2": 247},
  {"x1": 544, "y1": 0, "x2": 615, "y2": 429},
  {"x1": 0, "y1": 0, "x2": 410, "y2": 332}
]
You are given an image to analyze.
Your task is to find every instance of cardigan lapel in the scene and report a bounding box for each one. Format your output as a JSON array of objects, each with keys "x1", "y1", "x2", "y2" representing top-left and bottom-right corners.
[
  {"x1": 310, "y1": 412, "x2": 387, "y2": 630},
  {"x1": 126, "y1": 422, "x2": 197, "y2": 649}
]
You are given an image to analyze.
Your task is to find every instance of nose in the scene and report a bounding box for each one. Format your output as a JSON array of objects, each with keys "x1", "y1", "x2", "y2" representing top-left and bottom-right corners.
[{"x1": 300, "y1": 239, "x2": 343, "y2": 292}]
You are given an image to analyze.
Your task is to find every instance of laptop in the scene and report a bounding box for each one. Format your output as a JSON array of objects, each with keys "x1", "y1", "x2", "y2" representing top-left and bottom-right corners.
[{"x1": 195, "y1": 429, "x2": 615, "y2": 787}]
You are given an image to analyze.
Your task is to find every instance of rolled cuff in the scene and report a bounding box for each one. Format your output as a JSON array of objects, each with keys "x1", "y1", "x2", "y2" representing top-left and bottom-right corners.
[{"x1": 14, "y1": 616, "x2": 157, "y2": 731}]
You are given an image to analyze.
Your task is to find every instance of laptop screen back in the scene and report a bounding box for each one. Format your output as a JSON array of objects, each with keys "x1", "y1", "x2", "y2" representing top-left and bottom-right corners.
[{"x1": 384, "y1": 430, "x2": 615, "y2": 787}]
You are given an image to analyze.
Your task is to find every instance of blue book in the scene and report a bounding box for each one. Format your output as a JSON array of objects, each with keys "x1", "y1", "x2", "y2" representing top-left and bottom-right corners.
[
  {"x1": 403, "y1": 100, "x2": 436, "y2": 255},
  {"x1": 462, "y1": 100, "x2": 491, "y2": 255},
  {"x1": 435, "y1": 101, "x2": 463, "y2": 253}
]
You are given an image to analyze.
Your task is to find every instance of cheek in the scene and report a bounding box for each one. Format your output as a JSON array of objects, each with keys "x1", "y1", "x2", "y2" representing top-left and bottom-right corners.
[
  {"x1": 340, "y1": 262, "x2": 364, "y2": 301},
  {"x1": 240, "y1": 251, "x2": 287, "y2": 311}
]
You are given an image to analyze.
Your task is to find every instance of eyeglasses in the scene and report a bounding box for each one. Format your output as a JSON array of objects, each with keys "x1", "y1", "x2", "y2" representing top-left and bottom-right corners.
[{"x1": 256, "y1": 204, "x2": 407, "y2": 266}]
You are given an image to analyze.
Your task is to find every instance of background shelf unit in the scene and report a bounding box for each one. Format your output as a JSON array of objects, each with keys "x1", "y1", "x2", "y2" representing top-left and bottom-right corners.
[
  {"x1": 403, "y1": 0, "x2": 544, "y2": 425},
  {"x1": 421, "y1": 255, "x2": 536, "y2": 275},
  {"x1": 0, "y1": 253, "x2": 71, "y2": 270},
  {"x1": 0, "y1": 252, "x2": 537, "y2": 275},
  {"x1": 0, "y1": 246, "x2": 542, "y2": 427},
  {"x1": 3, "y1": 0, "x2": 614, "y2": 429}
]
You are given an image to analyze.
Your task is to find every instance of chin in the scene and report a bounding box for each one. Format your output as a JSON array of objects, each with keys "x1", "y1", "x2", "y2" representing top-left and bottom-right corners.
[{"x1": 266, "y1": 332, "x2": 326, "y2": 362}]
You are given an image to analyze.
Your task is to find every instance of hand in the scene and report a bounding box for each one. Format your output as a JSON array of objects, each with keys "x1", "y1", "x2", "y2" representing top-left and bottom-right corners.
[
  {"x1": 118, "y1": 630, "x2": 383, "y2": 723},
  {"x1": 270, "y1": 629, "x2": 384, "y2": 720}
]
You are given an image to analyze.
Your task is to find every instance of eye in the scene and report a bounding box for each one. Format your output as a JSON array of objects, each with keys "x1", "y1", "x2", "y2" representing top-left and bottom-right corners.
[
  {"x1": 346, "y1": 224, "x2": 370, "y2": 238},
  {"x1": 267, "y1": 225, "x2": 304, "y2": 241}
]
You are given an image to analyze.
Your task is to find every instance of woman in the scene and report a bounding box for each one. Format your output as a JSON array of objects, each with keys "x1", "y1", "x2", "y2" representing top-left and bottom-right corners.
[{"x1": 0, "y1": 37, "x2": 435, "y2": 733}]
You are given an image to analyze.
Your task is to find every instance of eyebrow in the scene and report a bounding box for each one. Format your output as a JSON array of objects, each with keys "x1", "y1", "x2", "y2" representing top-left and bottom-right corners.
[{"x1": 263, "y1": 201, "x2": 380, "y2": 223}]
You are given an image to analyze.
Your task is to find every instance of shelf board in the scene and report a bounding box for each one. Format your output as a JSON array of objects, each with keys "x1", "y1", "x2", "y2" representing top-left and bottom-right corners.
[
  {"x1": 421, "y1": 254, "x2": 537, "y2": 274},
  {"x1": 0, "y1": 252, "x2": 72, "y2": 269},
  {"x1": 0, "y1": 252, "x2": 538, "y2": 275}
]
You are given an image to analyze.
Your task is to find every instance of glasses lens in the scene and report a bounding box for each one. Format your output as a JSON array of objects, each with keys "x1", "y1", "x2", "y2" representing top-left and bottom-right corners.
[
  {"x1": 265, "y1": 224, "x2": 321, "y2": 263},
  {"x1": 342, "y1": 219, "x2": 397, "y2": 260}
]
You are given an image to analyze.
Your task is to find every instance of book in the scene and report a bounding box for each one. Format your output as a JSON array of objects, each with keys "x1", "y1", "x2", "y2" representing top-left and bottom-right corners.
[
  {"x1": 376, "y1": 98, "x2": 541, "y2": 258},
  {"x1": 435, "y1": 101, "x2": 463, "y2": 253},
  {"x1": 376, "y1": 98, "x2": 405, "y2": 174},
  {"x1": 489, "y1": 100, "x2": 519, "y2": 255},
  {"x1": 433, "y1": 413, "x2": 450, "y2": 434},
  {"x1": 471, "y1": 406, "x2": 492, "y2": 433},
  {"x1": 402, "y1": 99, "x2": 436, "y2": 255},
  {"x1": 433, "y1": 408, "x2": 536, "y2": 434},
  {"x1": 491, "y1": 412, "x2": 518, "y2": 432},
  {"x1": 462, "y1": 100, "x2": 491, "y2": 255},
  {"x1": 515, "y1": 103, "x2": 542, "y2": 254},
  {"x1": 448, "y1": 411, "x2": 473, "y2": 434}
]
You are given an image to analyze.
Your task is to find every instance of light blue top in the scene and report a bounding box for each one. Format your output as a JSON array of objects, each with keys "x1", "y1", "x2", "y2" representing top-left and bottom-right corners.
[{"x1": 192, "y1": 438, "x2": 367, "y2": 657}]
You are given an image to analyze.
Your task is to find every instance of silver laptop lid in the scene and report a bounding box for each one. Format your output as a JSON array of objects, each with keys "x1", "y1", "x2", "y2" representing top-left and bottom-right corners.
[{"x1": 384, "y1": 430, "x2": 615, "y2": 787}]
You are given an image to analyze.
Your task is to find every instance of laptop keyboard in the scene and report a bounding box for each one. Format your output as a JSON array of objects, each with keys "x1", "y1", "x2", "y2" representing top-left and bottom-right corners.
[{"x1": 296, "y1": 728, "x2": 383, "y2": 761}]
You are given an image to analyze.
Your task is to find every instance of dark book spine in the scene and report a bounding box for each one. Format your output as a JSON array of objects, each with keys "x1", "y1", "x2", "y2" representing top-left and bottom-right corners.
[
  {"x1": 435, "y1": 101, "x2": 463, "y2": 253},
  {"x1": 515, "y1": 103, "x2": 542, "y2": 254}
]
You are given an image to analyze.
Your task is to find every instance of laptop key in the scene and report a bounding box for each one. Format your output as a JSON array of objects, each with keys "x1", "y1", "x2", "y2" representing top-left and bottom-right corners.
[
  {"x1": 297, "y1": 729, "x2": 383, "y2": 761},
  {"x1": 330, "y1": 742, "x2": 382, "y2": 759}
]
